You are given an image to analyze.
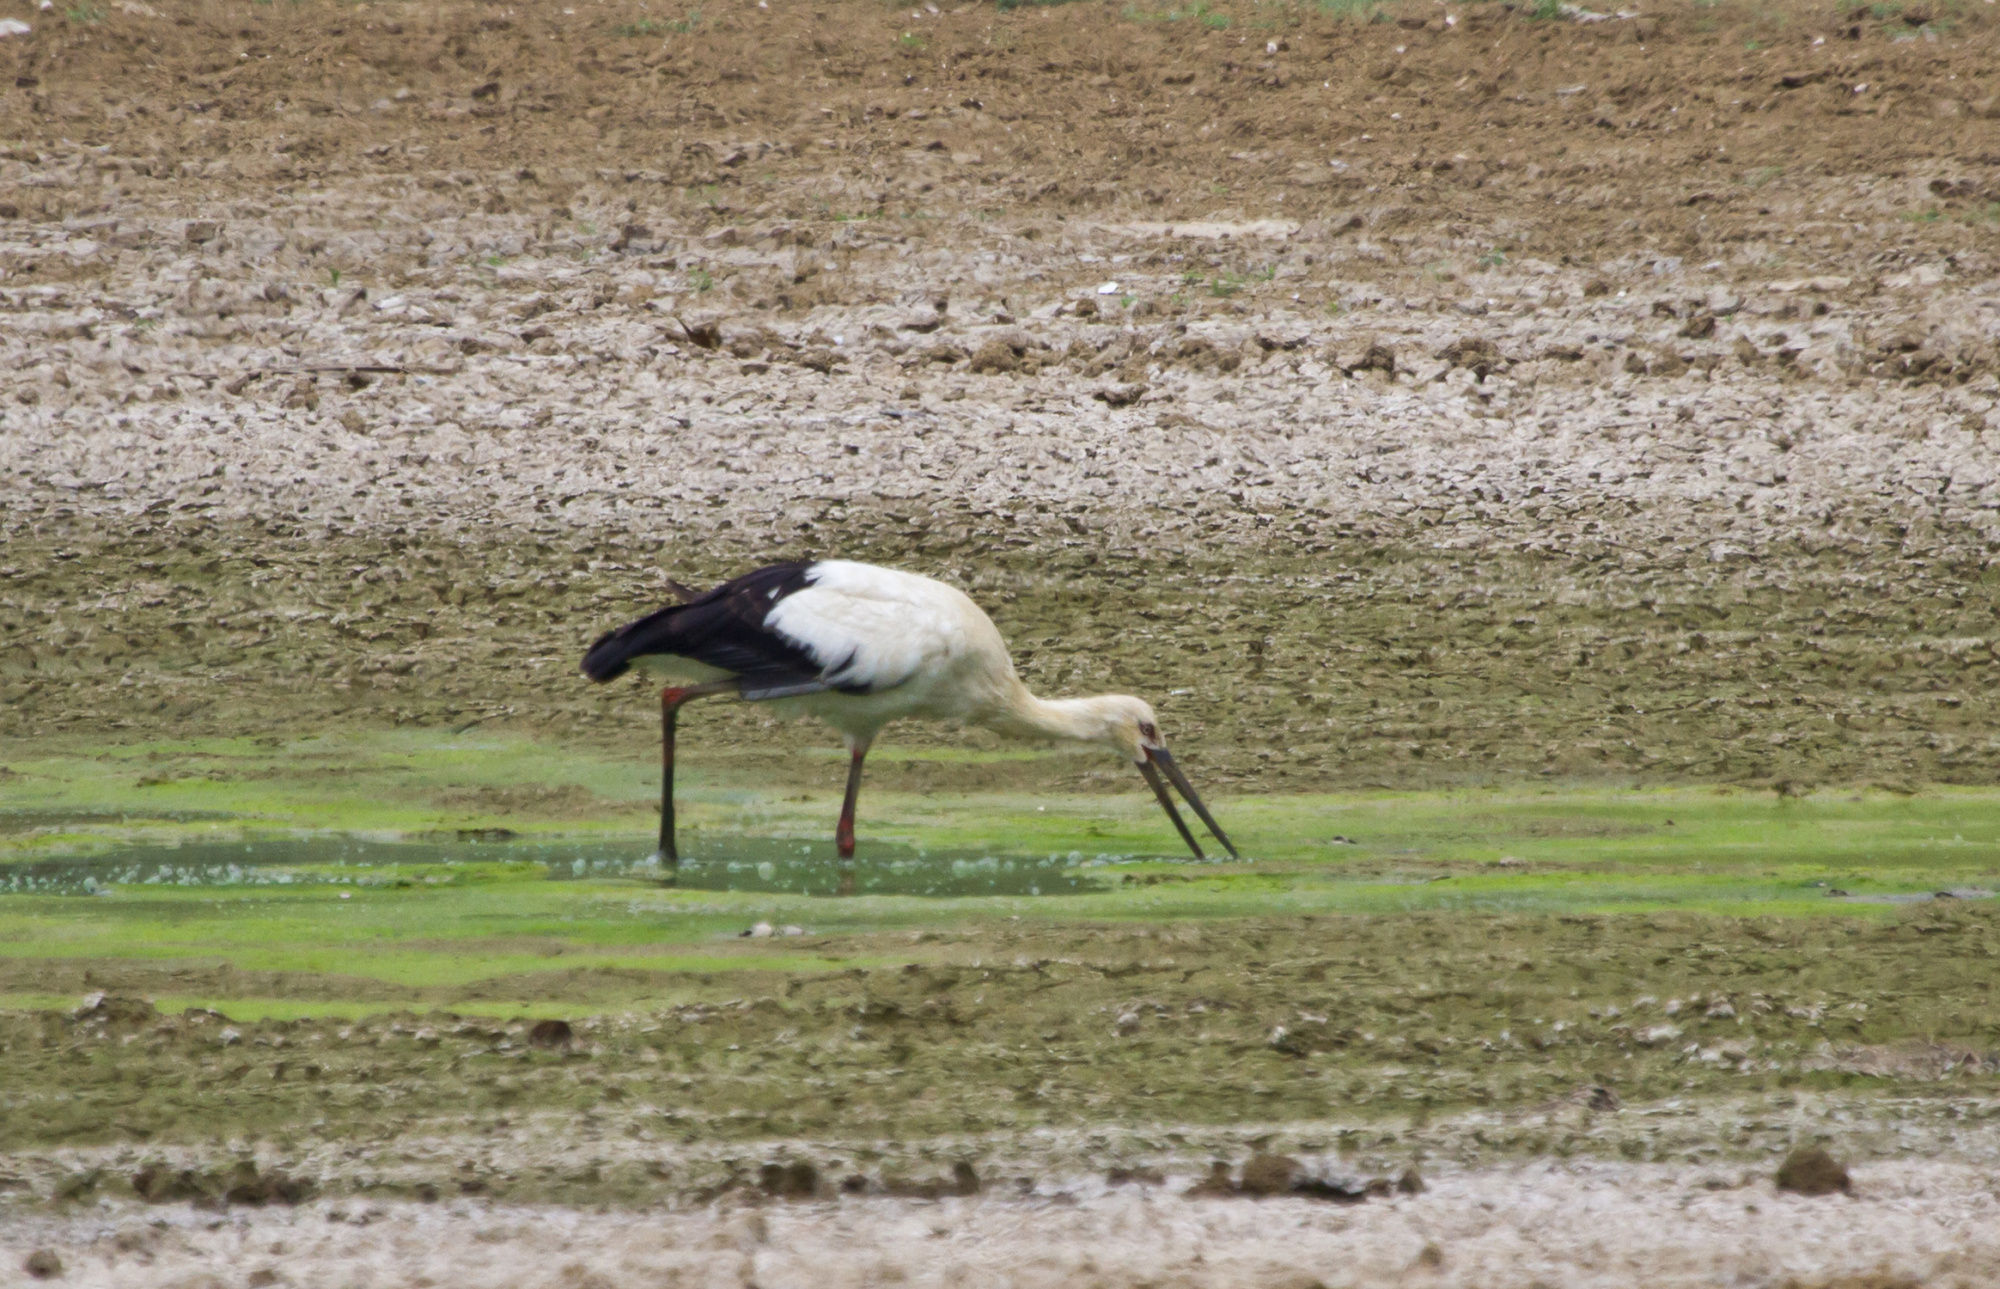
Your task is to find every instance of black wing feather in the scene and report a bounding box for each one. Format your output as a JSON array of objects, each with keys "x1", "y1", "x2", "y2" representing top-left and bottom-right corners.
[{"x1": 581, "y1": 562, "x2": 841, "y2": 691}]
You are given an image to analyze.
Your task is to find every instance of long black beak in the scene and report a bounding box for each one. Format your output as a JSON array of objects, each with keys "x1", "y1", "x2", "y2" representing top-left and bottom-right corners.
[{"x1": 1136, "y1": 747, "x2": 1240, "y2": 860}]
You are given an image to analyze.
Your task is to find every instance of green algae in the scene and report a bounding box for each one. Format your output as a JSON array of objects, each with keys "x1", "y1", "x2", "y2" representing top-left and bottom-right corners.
[
  {"x1": 4, "y1": 499, "x2": 1998, "y2": 1196},
  {"x1": 5, "y1": 733, "x2": 2000, "y2": 1010},
  {"x1": 3, "y1": 735, "x2": 1999, "y2": 1201}
]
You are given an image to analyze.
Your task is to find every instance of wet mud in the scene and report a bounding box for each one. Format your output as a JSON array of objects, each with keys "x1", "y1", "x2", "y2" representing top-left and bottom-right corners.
[
  {"x1": 2, "y1": 0, "x2": 1998, "y2": 795},
  {"x1": 5, "y1": 0, "x2": 2000, "y2": 1281},
  {"x1": 6, "y1": 520, "x2": 2000, "y2": 794},
  {"x1": 6, "y1": 907, "x2": 1998, "y2": 1174}
]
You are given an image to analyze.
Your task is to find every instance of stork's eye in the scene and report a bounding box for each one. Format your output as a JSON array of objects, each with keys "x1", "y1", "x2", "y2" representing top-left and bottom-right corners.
[{"x1": 1139, "y1": 721, "x2": 1159, "y2": 741}]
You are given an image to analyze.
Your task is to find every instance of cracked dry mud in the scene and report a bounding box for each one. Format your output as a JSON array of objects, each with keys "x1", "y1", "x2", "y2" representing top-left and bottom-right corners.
[
  {"x1": 4, "y1": 0, "x2": 1999, "y2": 790},
  {"x1": 4, "y1": 0, "x2": 2000, "y2": 1283}
]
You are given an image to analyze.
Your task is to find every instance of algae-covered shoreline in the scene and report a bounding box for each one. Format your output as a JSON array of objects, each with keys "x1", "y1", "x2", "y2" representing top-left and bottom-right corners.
[
  {"x1": 5, "y1": 0, "x2": 2000, "y2": 1276},
  {"x1": 4, "y1": 736, "x2": 1998, "y2": 1183},
  {"x1": 5, "y1": 893, "x2": 1999, "y2": 1201}
]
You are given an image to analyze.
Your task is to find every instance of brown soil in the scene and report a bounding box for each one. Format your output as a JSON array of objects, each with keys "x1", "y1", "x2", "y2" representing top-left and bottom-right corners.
[
  {"x1": 9, "y1": 906, "x2": 2000, "y2": 1169},
  {"x1": 6, "y1": 1152, "x2": 2000, "y2": 1288},
  {"x1": 4, "y1": 0, "x2": 2000, "y2": 790},
  {"x1": 5, "y1": 6, "x2": 2000, "y2": 1280}
]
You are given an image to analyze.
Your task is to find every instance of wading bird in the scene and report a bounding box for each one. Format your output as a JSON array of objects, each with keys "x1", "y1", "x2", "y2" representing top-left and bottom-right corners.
[{"x1": 580, "y1": 560, "x2": 1238, "y2": 866}]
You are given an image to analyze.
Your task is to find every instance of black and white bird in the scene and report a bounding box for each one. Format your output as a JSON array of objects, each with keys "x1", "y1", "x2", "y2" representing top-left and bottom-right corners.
[{"x1": 580, "y1": 560, "x2": 1237, "y2": 866}]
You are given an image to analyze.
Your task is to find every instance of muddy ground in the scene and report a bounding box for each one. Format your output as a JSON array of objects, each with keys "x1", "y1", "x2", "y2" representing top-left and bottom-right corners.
[
  {"x1": 5, "y1": 901, "x2": 2000, "y2": 1286},
  {"x1": 3, "y1": 0, "x2": 1999, "y2": 792},
  {"x1": 10, "y1": 1151, "x2": 2000, "y2": 1288},
  {"x1": 4, "y1": 0, "x2": 2000, "y2": 1281},
  {"x1": 5, "y1": 905, "x2": 2000, "y2": 1286},
  {"x1": 12, "y1": 908, "x2": 2000, "y2": 1158}
]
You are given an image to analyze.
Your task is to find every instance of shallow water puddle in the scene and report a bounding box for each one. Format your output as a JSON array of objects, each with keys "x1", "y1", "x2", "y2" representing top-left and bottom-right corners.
[
  {"x1": 0, "y1": 834, "x2": 1114, "y2": 898},
  {"x1": 0, "y1": 808, "x2": 241, "y2": 835}
]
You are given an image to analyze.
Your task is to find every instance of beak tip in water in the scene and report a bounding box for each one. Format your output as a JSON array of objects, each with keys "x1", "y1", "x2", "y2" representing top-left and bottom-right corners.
[{"x1": 1142, "y1": 746, "x2": 1237, "y2": 862}]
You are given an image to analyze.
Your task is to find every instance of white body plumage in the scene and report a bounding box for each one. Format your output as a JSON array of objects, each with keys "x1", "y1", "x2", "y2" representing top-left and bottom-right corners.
[
  {"x1": 582, "y1": 559, "x2": 1238, "y2": 861},
  {"x1": 634, "y1": 561, "x2": 1018, "y2": 742}
]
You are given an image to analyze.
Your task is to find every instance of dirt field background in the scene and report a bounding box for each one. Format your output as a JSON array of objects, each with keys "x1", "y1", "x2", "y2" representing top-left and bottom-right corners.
[
  {"x1": 5, "y1": 0, "x2": 2000, "y2": 1283},
  {"x1": 5, "y1": 0, "x2": 2000, "y2": 793}
]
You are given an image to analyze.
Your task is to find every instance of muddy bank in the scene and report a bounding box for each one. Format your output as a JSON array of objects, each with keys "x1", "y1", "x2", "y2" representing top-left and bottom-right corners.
[
  {"x1": 5, "y1": 517, "x2": 1999, "y2": 790},
  {"x1": 6, "y1": 5, "x2": 2000, "y2": 1284},
  {"x1": 7, "y1": 907, "x2": 1998, "y2": 1166},
  {"x1": 8, "y1": 1147, "x2": 2000, "y2": 1289},
  {"x1": 3, "y1": 0, "x2": 1999, "y2": 788}
]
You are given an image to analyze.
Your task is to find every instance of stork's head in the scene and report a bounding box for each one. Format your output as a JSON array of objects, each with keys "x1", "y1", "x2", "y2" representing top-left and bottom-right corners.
[
  {"x1": 1087, "y1": 694, "x2": 1166, "y2": 762},
  {"x1": 1080, "y1": 694, "x2": 1239, "y2": 862}
]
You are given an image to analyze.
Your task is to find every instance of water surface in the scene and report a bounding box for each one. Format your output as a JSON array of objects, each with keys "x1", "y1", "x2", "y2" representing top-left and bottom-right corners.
[{"x1": 0, "y1": 833, "x2": 1114, "y2": 898}]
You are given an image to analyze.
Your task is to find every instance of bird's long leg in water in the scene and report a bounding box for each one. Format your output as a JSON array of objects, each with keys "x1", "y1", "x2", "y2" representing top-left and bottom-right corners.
[
  {"x1": 658, "y1": 680, "x2": 740, "y2": 867},
  {"x1": 835, "y1": 735, "x2": 873, "y2": 862}
]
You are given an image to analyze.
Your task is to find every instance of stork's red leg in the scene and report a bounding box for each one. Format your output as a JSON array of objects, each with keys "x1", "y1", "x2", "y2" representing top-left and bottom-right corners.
[{"x1": 835, "y1": 739, "x2": 871, "y2": 860}]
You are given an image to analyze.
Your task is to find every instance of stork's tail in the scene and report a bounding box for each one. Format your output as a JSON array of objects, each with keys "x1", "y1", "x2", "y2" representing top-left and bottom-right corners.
[{"x1": 581, "y1": 604, "x2": 684, "y2": 683}]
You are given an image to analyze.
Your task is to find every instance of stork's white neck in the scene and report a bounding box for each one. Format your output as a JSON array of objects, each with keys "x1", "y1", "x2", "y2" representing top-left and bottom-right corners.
[{"x1": 987, "y1": 684, "x2": 1126, "y2": 748}]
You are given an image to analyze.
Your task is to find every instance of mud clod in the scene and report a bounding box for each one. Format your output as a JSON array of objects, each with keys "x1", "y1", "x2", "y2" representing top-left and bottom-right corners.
[
  {"x1": 1203, "y1": 1153, "x2": 1408, "y2": 1203},
  {"x1": 967, "y1": 338, "x2": 1024, "y2": 374},
  {"x1": 223, "y1": 1161, "x2": 314, "y2": 1207},
  {"x1": 1776, "y1": 1147, "x2": 1852, "y2": 1197},
  {"x1": 1185, "y1": 1162, "x2": 1238, "y2": 1197},
  {"x1": 67, "y1": 993, "x2": 156, "y2": 1030},
  {"x1": 132, "y1": 1161, "x2": 313, "y2": 1207},
  {"x1": 1334, "y1": 340, "x2": 1397, "y2": 375},
  {"x1": 1438, "y1": 336, "x2": 1504, "y2": 378},
  {"x1": 23, "y1": 1250, "x2": 63, "y2": 1280},
  {"x1": 883, "y1": 1160, "x2": 980, "y2": 1199},
  {"x1": 674, "y1": 318, "x2": 722, "y2": 350},
  {"x1": 131, "y1": 1165, "x2": 209, "y2": 1205},
  {"x1": 527, "y1": 1019, "x2": 574, "y2": 1049},
  {"x1": 758, "y1": 1160, "x2": 820, "y2": 1200},
  {"x1": 1237, "y1": 1152, "x2": 1301, "y2": 1196}
]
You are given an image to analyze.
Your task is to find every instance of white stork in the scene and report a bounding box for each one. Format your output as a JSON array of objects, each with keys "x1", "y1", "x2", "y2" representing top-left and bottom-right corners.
[{"x1": 581, "y1": 560, "x2": 1238, "y2": 866}]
